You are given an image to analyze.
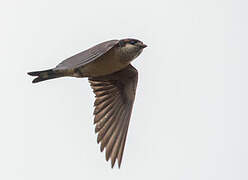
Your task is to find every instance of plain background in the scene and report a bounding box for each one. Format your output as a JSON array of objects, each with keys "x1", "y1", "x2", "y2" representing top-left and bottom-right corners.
[{"x1": 0, "y1": 0, "x2": 247, "y2": 179}]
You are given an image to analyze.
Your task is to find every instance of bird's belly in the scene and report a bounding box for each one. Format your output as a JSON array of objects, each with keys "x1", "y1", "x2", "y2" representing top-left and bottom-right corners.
[{"x1": 78, "y1": 55, "x2": 129, "y2": 77}]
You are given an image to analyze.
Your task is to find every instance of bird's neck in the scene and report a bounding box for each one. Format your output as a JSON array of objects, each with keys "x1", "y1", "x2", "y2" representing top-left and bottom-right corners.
[{"x1": 118, "y1": 45, "x2": 141, "y2": 63}]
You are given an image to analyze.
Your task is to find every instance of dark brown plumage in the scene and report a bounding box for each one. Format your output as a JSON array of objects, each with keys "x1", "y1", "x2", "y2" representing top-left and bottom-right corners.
[
  {"x1": 27, "y1": 38, "x2": 146, "y2": 168},
  {"x1": 89, "y1": 65, "x2": 138, "y2": 167}
]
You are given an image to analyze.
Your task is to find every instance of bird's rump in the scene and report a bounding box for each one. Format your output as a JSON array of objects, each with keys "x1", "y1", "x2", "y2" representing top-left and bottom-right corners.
[{"x1": 88, "y1": 65, "x2": 138, "y2": 168}]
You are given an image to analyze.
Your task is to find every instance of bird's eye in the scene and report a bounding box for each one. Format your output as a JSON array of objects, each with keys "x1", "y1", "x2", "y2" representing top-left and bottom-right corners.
[{"x1": 130, "y1": 40, "x2": 136, "y2": 45}]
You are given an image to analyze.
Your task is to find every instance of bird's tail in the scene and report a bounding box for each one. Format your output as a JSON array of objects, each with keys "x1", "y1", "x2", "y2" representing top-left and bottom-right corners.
[{"x1": 27, "y1": 69, "x2": 63, "y2": 83}]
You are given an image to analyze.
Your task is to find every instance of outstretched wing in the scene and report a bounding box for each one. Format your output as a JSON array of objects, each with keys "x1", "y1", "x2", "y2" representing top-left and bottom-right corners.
[
  {"x1": 55, "y1": 40, "x2": 119, "y2": 70},
  {"x1": 88, "y1": 65, "x2": 138, "y2": 168}
]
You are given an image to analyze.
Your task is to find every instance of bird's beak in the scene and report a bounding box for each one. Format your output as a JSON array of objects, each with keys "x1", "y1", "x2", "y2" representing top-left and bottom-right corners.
[{"x1": 139, "y1": 43, "x2": 147, "y2": 49}]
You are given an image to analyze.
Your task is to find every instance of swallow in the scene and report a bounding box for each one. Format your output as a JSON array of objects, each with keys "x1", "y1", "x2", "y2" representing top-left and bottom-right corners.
[{"x1": 28, "y1": 38, "x2": 147, "y2": 168}]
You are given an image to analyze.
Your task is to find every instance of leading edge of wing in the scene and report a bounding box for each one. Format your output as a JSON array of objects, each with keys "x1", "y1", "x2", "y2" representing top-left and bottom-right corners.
[{"x1": 55, "y1": 40, "x2": 119, "y2": 70}]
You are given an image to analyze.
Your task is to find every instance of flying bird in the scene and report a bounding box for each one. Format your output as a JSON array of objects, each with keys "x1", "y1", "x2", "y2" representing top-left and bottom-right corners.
[{"x1": 28, "y1": 38, "x2": 147, "y2": 168}]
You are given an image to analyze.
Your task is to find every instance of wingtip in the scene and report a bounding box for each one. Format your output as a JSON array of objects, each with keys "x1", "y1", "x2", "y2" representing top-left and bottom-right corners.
[
  {"x1": 111, "y1": 163, "x2": 114, "y2": 168},
  {"x1": 111, "y1": 162, "x2": 121, "y2": 169},
  {"x1": 118, "y1": 158, "x2": 123, "y2": 168}
]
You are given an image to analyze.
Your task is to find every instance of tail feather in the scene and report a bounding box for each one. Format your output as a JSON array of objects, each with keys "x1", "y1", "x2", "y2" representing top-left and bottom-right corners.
[{"x1": 27, "y1": 69, "x2": 62, "y2": 83}]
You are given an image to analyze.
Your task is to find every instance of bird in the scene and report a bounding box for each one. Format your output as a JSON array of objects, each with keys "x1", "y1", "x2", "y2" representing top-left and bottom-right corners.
[{"x1": 27, "y1": 38, "x2": 147, "y2": 168}]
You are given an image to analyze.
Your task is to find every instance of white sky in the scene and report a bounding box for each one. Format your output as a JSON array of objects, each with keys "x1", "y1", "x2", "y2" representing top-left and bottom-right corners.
[{"x1": 0, "y1": 0, "x2": 247, "y2": 179}]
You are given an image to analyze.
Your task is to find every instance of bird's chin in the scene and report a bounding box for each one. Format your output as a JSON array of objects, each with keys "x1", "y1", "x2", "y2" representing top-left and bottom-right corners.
[
  {"x1": 138, "y1": 49, "x2": 143, "y2": 55},
  {"x1": 132, "y1": 50, "x2": 143, "y2": 60}
]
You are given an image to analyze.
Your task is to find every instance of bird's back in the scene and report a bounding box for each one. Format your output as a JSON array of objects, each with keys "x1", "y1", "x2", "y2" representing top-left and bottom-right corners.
[{"x1": 55, "y1": 40, "x2": 119, "y2": 71}]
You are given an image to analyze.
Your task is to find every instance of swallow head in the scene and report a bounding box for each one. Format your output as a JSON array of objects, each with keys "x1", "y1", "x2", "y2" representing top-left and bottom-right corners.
[{"x1": 118, "y1": 38, "x2": 147, "y2": 62}]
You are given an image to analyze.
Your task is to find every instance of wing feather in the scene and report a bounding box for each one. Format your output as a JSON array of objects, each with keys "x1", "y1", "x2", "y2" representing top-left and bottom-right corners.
[
  {"x1": 100, "y1": 105, "x2": 125, "y2": 154},
  {"x1": 110, "y1": 108, "x2": 130, "y2": 167},
  {"x1": 92, "y1": 84, "x2": 116, "y2": 93},
  {"x1": 93, "y1": 94, "x2": 116, "y2": 115},
  {"x1": 94, "y1": 88, "x2": 118, "y2": 97},
  {"x1": 117, "y1": 106, "x2": 132, "y2": 167},
  {"x1": 94, "y1": 94, "x2": 111, "y2": 106},
  {"x1": 88, "y1": 65, "x2": 138, "y2": 168},
  {"x1": 105, "y1": 105, "x2": 126, "y2": 161},
  {"x1": 55, "y1": 40, "x2": 119, "y2": 70},
  {"x1": 94, "y1": 97, "x2": 121, "y2": 133},
  {"x1": 93, "y1": 94, "x2": 120, "y2": 124},
  {"x1": 97, "y1": 100, "x2": 122, "y2": 145},
  {"x1": 106, "y1": 106, "x2": 128, "y2": 164}
]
